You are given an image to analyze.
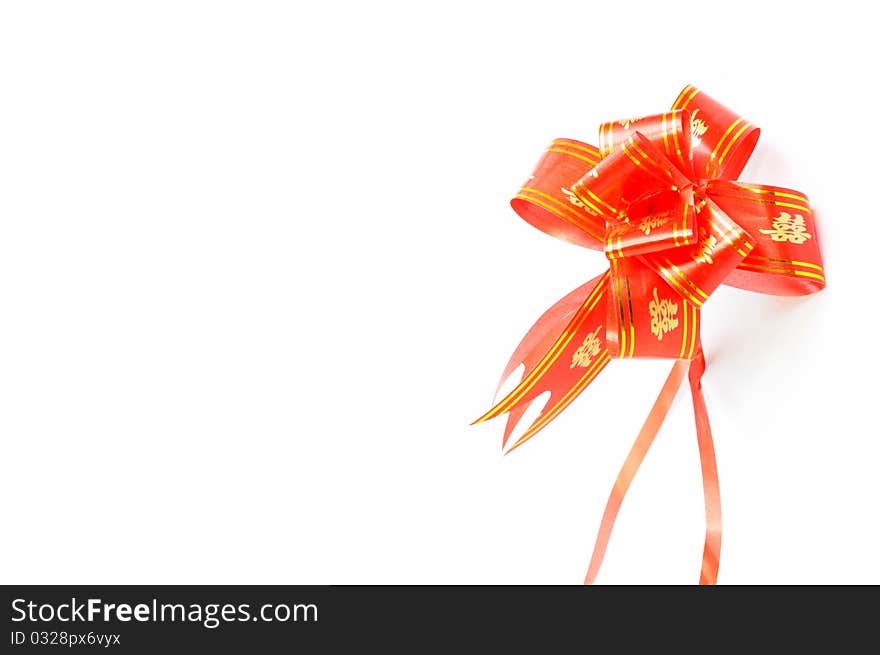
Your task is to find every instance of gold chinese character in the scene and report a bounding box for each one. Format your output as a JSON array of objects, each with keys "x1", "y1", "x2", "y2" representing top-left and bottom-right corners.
[
  {"x1": 618, "y1": 117, "x2": 642, "y2": 129},
  {"x1": 758, "y1": 212, "x2": 812, "y2": 244},
  {"x1": 571, "y1": 326, "x2": 602, "y2": 368},
  {"x1": 690, "y1": 109, "x2": 709, "y2": 147},
  {"x1": 638, "y1": 215, "x2": 668, "y2": 236},
  {"x1": 561, "y1": 187, "x2": 586, "y2": 209},
  {"x1": 691, "y1": 227, "x2": 717, "y2": 265},
  {"x1": 649, "y1": 287, "x2": 679, "y2": 341}
]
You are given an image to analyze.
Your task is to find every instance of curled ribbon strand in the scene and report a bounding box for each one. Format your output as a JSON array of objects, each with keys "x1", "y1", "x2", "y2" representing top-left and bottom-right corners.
[{"x1": 474, "y1": 85, "x2": 825, "y2": 584}]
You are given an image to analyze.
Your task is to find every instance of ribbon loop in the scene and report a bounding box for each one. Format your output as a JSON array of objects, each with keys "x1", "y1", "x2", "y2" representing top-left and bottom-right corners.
[
  {"x1": 599, "y1": 110, "x2": 694, "y2": 179},
  {"x1": 574, "y1": 132, "x2": 691, "y2": 226},
  {"x1": 672, "y1": 85, "x2": 761, "y2": 180},
  {"x1": 511, "y1": 138, "x2": 606, "y2": 250},
  {"x1": 707, "y1": 180, "x2": 826, "y2": 295}
]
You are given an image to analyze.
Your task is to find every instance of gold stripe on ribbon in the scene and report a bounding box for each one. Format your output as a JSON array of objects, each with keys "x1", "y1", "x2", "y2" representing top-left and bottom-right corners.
[
  {"x1": 552, "y1": 140, "x2": 601, "y2": 158},
  {"x1": 706, "y1": 216, "x2": 750, "y2": 259},
  {"x1": 510, "y1": 351, "x2": 611, "y2": 449},
  {"x1": 477, "y1": 277, "x2": 608, "y2": 420},
  {"x1": 625, "y1": 275, "x2": 636, "y2": 358},
  {"x1": 672, "y1": 85, "x2": 694, "y2": 110},
  {"x1": 657, "y1": 261, "x2": 706, "y2": 307},
  {"x1": 515, "y1": 192, "x2": 604, "y2": 242},
  {"x1": 666, "y1": 259, "x2": 709, "y2": 300},
  {"x1": 680, "y1": 198, "x2": 692, "y2": 244},
  {"x1": 688, "y1": 304, "x2": 698, "y2": 359},
  {"x1": 581, "y1": 185, "x2": 618, "y2": 215},
  {"x1": 571, "y1": 182, "x2": 612, "y2": 219},
  {"x1": 707, "y1": 207, "x2": 754, "y2": 256},
  {"x1": 706, "y1": 118, "x2": 744, "y2": 177},
  {"x1": 520, "y1": 186, "x2": 600, "y2": 225},
  {"x1": 711, "y1": 191, "x2": 810, "y2": 213},
  {"x1": 747, "y1": 254, "x2": 823, "y2": 271},
  {"x1": 736, "y1": 262, "x2": 826, "y2": 282},
  {"x1": 621, "y1": 140, "x2": 649, "y2": 174},
  {"x1": 546, "y1": 147, "x2": 600, "y2": 166},
  {"x1": 670, "y1": 113, "x2": 684, "y2": 166},
  {"x1": 627, "y1": 138, "x2": 675, "y2": 184},
  {"x1": 713, "y1": 121, "x2": 753, "y2": 177},
  {"x1": 660, "y1": 112, "x2": 671, "y2": 156},
  {"x1": 673, "y1": 85, "x2": 699, "y2": 110},
  {"x1": 612, "y1": 259, "x2": 627, "y2": 358},
  {"x1": 679, "y1": 298, "x2": 690, "y2": 359},
  {"x1": 738, "y1": 186, "x2": 808, "y2": 203}
]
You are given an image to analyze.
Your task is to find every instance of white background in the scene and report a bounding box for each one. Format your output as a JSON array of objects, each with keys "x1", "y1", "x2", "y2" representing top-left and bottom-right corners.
[{"x1": 1, "y1": 1, "x2": 877, "y2": 584}]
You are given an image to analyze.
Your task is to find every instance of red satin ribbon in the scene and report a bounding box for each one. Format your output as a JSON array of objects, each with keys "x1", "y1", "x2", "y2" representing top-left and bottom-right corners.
[
  {"x1": 583, "y1": 358, "x2": 689, "y2": 585},
  {"x1": 474, "y1": 85, "x2": 825, "y2": 584}
]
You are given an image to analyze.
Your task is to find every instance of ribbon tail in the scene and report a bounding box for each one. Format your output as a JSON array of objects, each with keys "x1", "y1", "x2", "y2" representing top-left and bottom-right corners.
[
  {"x1": 689, "y1": 345, "x2": 722, "y2": 585},
  {"x1": 474, "y1": 272, "x2": 612, "y2": 452},
  {"x1": 583, "y1": 359, "x2": 689, "y2": 584}
]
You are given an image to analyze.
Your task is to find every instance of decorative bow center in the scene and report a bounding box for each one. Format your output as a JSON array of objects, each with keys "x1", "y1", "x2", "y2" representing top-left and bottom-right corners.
[{"x1": 566, "y1": 117, "x2": 764, "y2": 359}]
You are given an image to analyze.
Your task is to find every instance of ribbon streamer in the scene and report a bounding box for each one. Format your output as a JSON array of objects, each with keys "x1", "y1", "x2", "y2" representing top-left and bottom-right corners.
[{"x1": 474, "y1": 85, "x2": 825, "y2": 584}]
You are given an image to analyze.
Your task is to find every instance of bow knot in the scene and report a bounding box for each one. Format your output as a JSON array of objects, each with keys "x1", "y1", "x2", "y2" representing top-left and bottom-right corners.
[
  {"x1": 483, "y1": 83, "x2": 825, "y2": 448},
  {"x1": 475, "y1": 85, "x2": 826, "y2": 584}
]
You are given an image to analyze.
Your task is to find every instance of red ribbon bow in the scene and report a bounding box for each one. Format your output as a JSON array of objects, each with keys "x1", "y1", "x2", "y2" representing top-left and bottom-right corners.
[{"x1": 474, "y1": 85, "x2": 825, "y2": 584}]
